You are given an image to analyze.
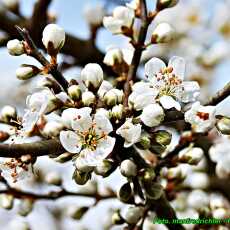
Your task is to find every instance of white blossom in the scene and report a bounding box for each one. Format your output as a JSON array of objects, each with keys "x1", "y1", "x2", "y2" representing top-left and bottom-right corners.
[
  {"x1": 42, "y1": 24, "x2": 65, "y2": 52},
  {"x1": 60, "y1": 108, "x2": 115, "y2": 167},
  {"x1": 140, "y1": 103, "x2": 165, "y2": 127},
  {"x1": 144, "y1": 56, "x2": 200, "y2": 111},
  {"x1": 7, "y1": 39, "x2": 24, "y2": 56},
  {"x1": 103, "y1": 89, "x2": 123, "y2": 106},
  {"x1": 184, "y1": 102, "x2": 216, "y2": 133},
  {"x1": 81, "y1": 63, "x2": 103, "y2": 89},
  {"x1": 83, "y1": 3, "x2": 105, "y2": 26},
  {"x1": 116, "y1": 119, "x2": 141, "y2": 147},
  {"x1": 22, "y1": 89, "x2": 57, "y2": 134},
  {"x1": 103, "y1": 6, "x2": 134, "y2": 34}
]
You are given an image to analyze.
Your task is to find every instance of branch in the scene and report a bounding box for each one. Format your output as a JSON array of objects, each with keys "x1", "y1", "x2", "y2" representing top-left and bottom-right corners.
[
  {"x1": 204, "y1": 81, "x2": 230, "y2": 106},
  {"x1": 0, "y1": 139, "x2": 64, "y2": 158},
  {"x1": 0, "y1": 186, "x2": 116, "y2": 201},
  {"x1": 0, "y1": 10, "x2": 106, "y2": 70},
  {"x1": 16, "y1": 26, "x2": 69, "y2": 91},
  {"x1": 123, "y1": 1, "x2": 156, "y2": 109},
  {"x1": 151, "y1": 193, "x2": 185, "y2": 230}
]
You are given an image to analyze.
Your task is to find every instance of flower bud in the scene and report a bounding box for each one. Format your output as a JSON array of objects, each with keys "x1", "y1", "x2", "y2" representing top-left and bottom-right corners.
[
  {"x1": 151, "y1": 23, "x2": 175, "y2": 44},
  {"x1": 112, "y1": 210, "x2": 125, "y2": 225},
  {"x1": 7, "y1": 39, "x2": 24, "y2": 56},
  {"x1": 83, "y1": 4, "x2": 105, "y2": 26},
  {"x1": 67, "y1": 85, "x2": 82, "y2": 101},
  {"x1": 94, "y1": 159, "x2": 114, "y2": 177},
  {"x1": 42, "y1": 121, "x2": 64, "y2": 138},
  {"x1": 82, "y1": 91, "x2": 95, "y2": 106},
  {"x1": 212, "y1": 208, "x2": 228, "y2": 219},
  {"x1": 161, "y1": 166, "x2": 183, "y2": 180},
  {"x1": 98, "y1": 80, "x2": 113, "y2": 101},
  {"x1": 187, "y1": 190, "x2": 209, "y2": 210},
  {"x1": 120, "y1": 159, "x2": 137, "y2": 177},
  {"x1": 2, "y1": 0, "x2": 18, "y2": 11},
  {"x1": 16, "y1": 65, "x2": 40, "y2": 80},
  {"x1": 72, "y1": 169, "x2": 91, "y2": 185},
  {"x1": 54, "y1": 152, "x2": 73, "y2": 163},
  {"x1": 122, "y1": 206, "x2": 144, "y2": 224},
  {"x1": 216, "y1": 160, "x2": 230, "y2": 179},
  {"x1": 152, "y1": 130, "x2": 172, "y2": 146},
  {"x1": 139, "y1": 168, "x2": 156, "y2": 182},
  {"x1": 216, "y1": 116, "x2": 230, "y2": 135},
  {"x1": 18, "y1": 199, "x2": 34, "y2": 216},
  {"x1": 1, "y1": 105, "x2": 17, "y2": 123},
  {"x1": 117, "y1": 182, "x2": 133, "y2": 203},
  {"x1": 75, "y1": 157, "x2": 94, "y2": 173},
  {"x1": 42, "y1": 24, "x2": 65, "y2": 55},
  {"x1": 137, "y1": 135, "x2": 151, "y2": 149},
  {"x1": 0, "y1": 194, "x2": 14, "y2": 210},
  {"x1": 111, "y1": 104, "x2": 123, "y2": 121},
  {"x1": 156, "y1": 0, "x2": 179, "y2": 11},
  {"x1": 44, "y1": 171, "x2": 62, "y2": 186},
  {"x1": 179, "y1": 147, "x2": 204, "y2": 165},
  {"x1": 104, "y1": 89, "x2": 123, "y2": 107},
  {"x1": 67, "y1": 205, "x2": 89, "y2": 220},
  {"x1": 81, "y1": 63, "x2": 103, "y2": 89},
  {"x1": 103, "y1": 48, "x2": 124, "y2": 66}
]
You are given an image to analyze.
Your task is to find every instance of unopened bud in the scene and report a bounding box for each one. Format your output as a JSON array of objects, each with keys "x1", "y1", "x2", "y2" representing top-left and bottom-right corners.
[
  {"x1": 1, "y1": 105, "x2": 17, "y2": 123},
  {"x1": 81, "y1": 63, "x2": 103, "y2": 89},
  {"x1": 216, "y1": 117, "x2": 230, "y2": 135},
  {"x1": 103, "y1": 48, "x2": 123, "y2": 66},
  {"x1": 117, "y1": 182, "x2": 133, "y2": 203},
  {"x1": 18, "y1": 199, "x2": 34, "y2": 216},
  {"x1": 104, "y1": 89, "x2": 123, "y2": 107},
  {"x1": 2, "y1": 0, "x2": 19, "y2": 11},
  {"x1": 111, "y1": 104, "x2": 123, "y2": 120},
  {"x1": 16, "y1": 65, "x2": 40, "y2": 80},
  {"x1": 67, "y1": 205, "x2": 89, "y2": 220},
  {"x1": 152, "y1": 130, "x2": 172, "y2": 146},
  {"x1": 68, "y1": 85, "x2": 82, "y2": 101},
  {"x1": 122, "y1": 206, "x2": 144, "y2": 224},
  {"x1": 82, "y1": 91, "x2": 95, "y2": 106},
  {"x1": 42, "y1": 24, "x2": 65, "y2": 55},
  {"x1": 139, "y1": 168, "x2": 156, "y2": 182},
  {"x1": 161, "y1": 166, "x2": 183, "y2": 180},
  {"x1": 151, "y1": 23, "x2": 175, "y2": 44},
  {"x1": 137, "y1": 135, "x2": 151, "y2": 149},
  {"x1": 42, "y1": 121, "x2": 64, "y2": 137},
  {"x1": 156, "y1": 0, "x2": 179, "y2": 11},
  {"x1": 45, "y1": 171, "x2": 62, "y2": 186},
  {"x1": 94, "y1": 159, "x2": 114, "y2": 177},
  {"x1": 112, "y1": 210, "x2": 125, "y2": 225},
  {"x1": 7, "y1": 39, "x2": 24, "y2": 56},
  {"x1": 179, "y1": 147, "x2": 204, "y2": 165},
  {"x1": 212, "y1": 208, "x2": 228, "y2": 219},
  {"x1": 120, "y1": 159, "x2": 137, "y2": 177},
  {"x1": 83, "y1": 4, "x2": 105, "y2": 26},
  {"x1": 75, "y1": 157, "x2": 94, "y2": 173},
  {"x1": 0, "y1": 194, "x2": 14, "y2": 210},
  {"x1": 54, "y1": 152, "x2": 73, "y2": 163},
  {"x1": 72, "y1": 169, "x2": 91, "y2": 185}
]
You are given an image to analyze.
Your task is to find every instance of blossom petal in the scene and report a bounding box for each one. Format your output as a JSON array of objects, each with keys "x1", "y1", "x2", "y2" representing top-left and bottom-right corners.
[
  {"x1": 180, "y1": 81, "x2": 200, "y2": 103},
  {"x1": 168, "y1": 56, "x2": 185, "y2": 80},
  {"x1": 160, "y1": 95, "x2": 181, "y2": 111},
  {"x1": 145, "y1": 57, "x2": 166, "y2": 81},
  {"x1": 79, "y1": 136, "x2": 116, "y2": 166},
  {"x1": 94, "y1": 113, "x2": 113, "y2": 134},
  {"x1": 71, "y1": 107, "x2": 92, "y2": 132},
  {"x1": 60, "y1": 131, "x2": 81, "y2": 153}
]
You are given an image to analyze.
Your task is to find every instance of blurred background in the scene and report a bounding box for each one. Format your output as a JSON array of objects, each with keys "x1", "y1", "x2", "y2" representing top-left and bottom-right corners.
[{"x1": 0, "y1": 0, "x2": 230, "y2": 229}]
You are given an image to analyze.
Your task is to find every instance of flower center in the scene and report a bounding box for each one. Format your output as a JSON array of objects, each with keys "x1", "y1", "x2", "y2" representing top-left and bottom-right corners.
[
  {"x1": 77, "y1": 124, "x2": 107, "y2": 151},
  {"x1": 196, "y1": 111, "x2": 209, "y2": 120},
  {"x1": 155, "y1": 67, "x2": 182, "y2": 98}
]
